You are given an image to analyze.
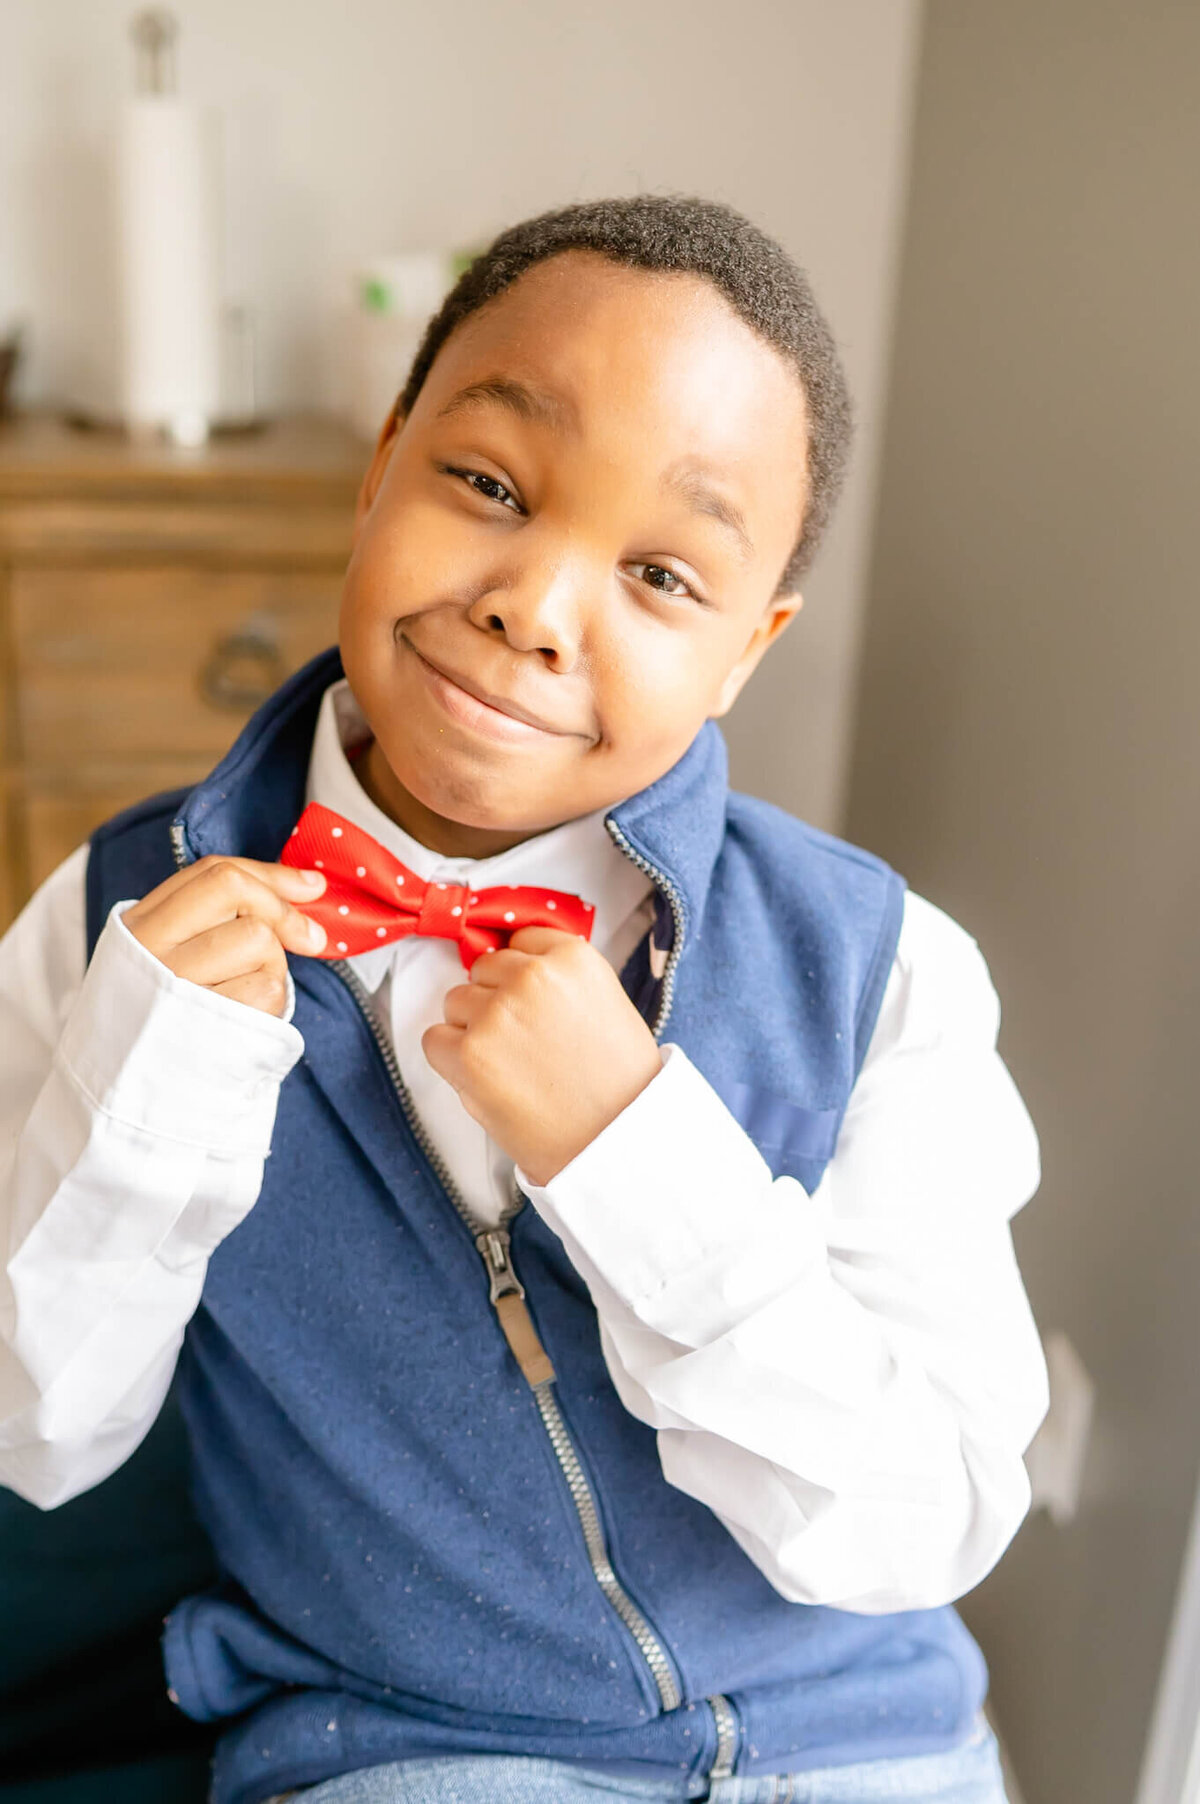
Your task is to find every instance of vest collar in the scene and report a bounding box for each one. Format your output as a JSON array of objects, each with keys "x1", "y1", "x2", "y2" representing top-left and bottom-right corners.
[{"x1": 174, "y1": 647, "x2": 731, "y2": 956}]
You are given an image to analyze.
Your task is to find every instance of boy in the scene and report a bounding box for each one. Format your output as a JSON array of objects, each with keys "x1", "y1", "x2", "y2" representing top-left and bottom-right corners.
[{"x1": 0, "y1": 198, "x2": 1046, "y2": 1803}]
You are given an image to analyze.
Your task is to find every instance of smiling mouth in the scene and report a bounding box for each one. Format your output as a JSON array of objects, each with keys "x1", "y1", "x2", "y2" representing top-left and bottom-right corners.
[{"x1": 403, "y1": 637, "x2": 583, "y2": 744}]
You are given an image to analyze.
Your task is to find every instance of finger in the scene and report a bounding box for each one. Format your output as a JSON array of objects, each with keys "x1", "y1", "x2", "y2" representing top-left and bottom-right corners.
[
  {"x1": 274, "y1": 907, "x2": 328, "y2": 958},
  {"x1": 226, "y1": 857, "x2": 328, "y2": 903},
  {"x1": 138, "y1": 883, "x2": 325, "y2": 961},
  {"x1": 421, "y1": 1021, "x2": 466, "y2": 1089},
  {"x1": 210, "y1": 968, "x2": 290, "y2": 1017},
  {"x1": 168, "y1": 916, "x2": 290, "y2": 989},
  {"x1": 133, "y1": 855, "x2": 326, "y2": 915},
  {"x1": 442, "y1": 983, "x2": 492, "y2": 1028},
  {"x1": 505, "y1": 925, "x2": 583, "y2": 957},
  {"x1": 130, "y1": 860, "x2": 326, "y2": 959},
  {"x1": 466, "y1": 947, "x2": 532, "y2": 987}
]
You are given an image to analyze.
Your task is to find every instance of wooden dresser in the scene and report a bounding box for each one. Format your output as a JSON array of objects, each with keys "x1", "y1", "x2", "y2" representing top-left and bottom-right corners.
[{"x1": 0, "y1": 413, "x2": 367, "y2": 930}]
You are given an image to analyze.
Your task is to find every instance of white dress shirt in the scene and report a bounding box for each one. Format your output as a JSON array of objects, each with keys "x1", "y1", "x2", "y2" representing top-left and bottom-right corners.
[
  {"x1": 0, "y1": 683, "x2": 1049, "y2": 1613},
  {"x1": 308, "y1": 683, "x2": 657, "y2": 1228}
]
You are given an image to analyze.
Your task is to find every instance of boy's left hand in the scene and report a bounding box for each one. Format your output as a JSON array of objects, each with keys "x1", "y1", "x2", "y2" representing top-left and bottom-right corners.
[{"x1": 422, "y1": 927, "x2": 662, "y2": 1186}]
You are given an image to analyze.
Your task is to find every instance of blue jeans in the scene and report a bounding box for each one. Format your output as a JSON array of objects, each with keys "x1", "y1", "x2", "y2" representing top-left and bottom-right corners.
[{"x1": 279, "y1": 1716, "x2": 1008, "y2": 1803}]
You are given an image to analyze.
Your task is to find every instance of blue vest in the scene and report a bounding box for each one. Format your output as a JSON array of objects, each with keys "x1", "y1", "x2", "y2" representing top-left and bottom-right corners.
[{"x1": 86, "y1": 649, "x2": 986, "y2": 1804}]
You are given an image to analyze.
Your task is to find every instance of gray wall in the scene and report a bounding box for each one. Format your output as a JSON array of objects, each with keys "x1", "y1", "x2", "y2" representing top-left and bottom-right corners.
[{"x1": 846, "y1": 5, "x2": 1200, "y2": 1802}]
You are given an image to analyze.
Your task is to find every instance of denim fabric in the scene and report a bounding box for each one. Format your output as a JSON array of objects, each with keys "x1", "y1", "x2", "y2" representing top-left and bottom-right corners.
[{"x1": 275, "y1": 1718, "x2": 1006, "y2": 1803}]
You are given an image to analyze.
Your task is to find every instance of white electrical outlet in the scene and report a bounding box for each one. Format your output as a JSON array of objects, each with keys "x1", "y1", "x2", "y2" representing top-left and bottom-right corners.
[{"x1": 1026, "y1": 1330, "x2": 1095, "y2": 1525}]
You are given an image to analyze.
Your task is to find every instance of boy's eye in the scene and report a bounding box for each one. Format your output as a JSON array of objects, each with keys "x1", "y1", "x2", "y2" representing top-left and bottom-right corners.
[
  {"x1": 447, "y1": 466, "x2": 522, "y2": 512},
  {"x1": 629, "y1": 562, "x2": 695, "y2": 600}
]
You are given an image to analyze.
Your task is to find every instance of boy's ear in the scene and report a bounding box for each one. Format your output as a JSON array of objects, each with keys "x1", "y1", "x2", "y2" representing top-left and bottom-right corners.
[
  {"x1": 710, "y1": 593, "x2": 803, "y2": 719},
  {"x1": 353, "y1": 405, "x2": 404, "y2": 536}
]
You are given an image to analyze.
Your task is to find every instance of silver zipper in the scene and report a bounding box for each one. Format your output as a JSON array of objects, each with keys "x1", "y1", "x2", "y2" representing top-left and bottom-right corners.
[
  {"x1": 533, "y1": 1381, "x2": 680, "y2": 1711},
  {"x1": 600, "y1": 833, "x2": 742, "y2": 1779},
  {"x1": 603, "y1": 816, "x2": 687, "y2": 1039},
  {"x1": 707, "y1": 1691, "x2": 738, "y2": 1779},
  {"x1": 329, "y1": 957, "x2": 682, "y2": 1714},
  {"x1": 332, "y1": 959, "x2": 520, "y2": 1238},
  {"x1": 169, "y1": 821, "x2": 685, "y2": 1717}
]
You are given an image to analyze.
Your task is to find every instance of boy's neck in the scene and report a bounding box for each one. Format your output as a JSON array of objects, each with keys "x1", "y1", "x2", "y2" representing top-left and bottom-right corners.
[{"x1": 357, "y1": 740, "x2": 557, "y2": 860}]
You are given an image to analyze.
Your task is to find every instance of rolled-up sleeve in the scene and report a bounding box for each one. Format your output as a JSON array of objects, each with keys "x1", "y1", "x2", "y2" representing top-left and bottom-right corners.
[
  {"x1": 520, "y1": 891, "x2": 1048, "y2": 1613},
  {"x1": 0, "y1": 849, "x2": 302, "y2": 1508}
]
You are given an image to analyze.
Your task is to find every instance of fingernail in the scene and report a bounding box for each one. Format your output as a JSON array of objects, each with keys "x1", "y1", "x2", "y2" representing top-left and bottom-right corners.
[
  {"x1": 305, "y1": 916, "x2": 327, "y2": 950},
  {"x1": 298, "y1": 868, "x2": 325, "y2": 890}
]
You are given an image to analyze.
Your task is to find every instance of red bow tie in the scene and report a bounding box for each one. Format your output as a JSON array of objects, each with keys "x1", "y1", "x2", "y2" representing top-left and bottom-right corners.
[{"x1": 280, "y1": 803, "x2": 595, "y2": 968}]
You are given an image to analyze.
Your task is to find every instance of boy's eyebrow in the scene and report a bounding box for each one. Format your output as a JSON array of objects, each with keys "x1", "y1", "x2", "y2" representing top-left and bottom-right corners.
[
  {"x1": 662, "y1": 459, "x2": 755, "y2": 564},
  {"x1": 435, "y1": 377, "x2": 578, "y2": 431},
  {"x1": 434, "y1": 389, "x2": 755, "y2": 561}
]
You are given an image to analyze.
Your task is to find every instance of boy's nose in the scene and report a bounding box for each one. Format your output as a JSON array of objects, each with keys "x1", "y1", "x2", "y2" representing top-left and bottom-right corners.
[{"x1": 465, "y1": 555, "x2": 586, "y2": 672}]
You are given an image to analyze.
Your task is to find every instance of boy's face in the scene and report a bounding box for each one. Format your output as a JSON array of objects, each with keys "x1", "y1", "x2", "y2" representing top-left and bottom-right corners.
[{"x1": 341, "y1": 252, "x2": 809, "y2": 849}]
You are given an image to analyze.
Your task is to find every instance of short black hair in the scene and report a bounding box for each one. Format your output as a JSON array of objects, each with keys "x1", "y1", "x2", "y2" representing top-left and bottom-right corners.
[{"x1": 396, "y1": 196, "x2": 852, "y2": 592}]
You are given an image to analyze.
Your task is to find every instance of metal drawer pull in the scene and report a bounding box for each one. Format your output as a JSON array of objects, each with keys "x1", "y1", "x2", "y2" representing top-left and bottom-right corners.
[{"x1": 200, "y1": 620, "x2": 285, "y2": 710}]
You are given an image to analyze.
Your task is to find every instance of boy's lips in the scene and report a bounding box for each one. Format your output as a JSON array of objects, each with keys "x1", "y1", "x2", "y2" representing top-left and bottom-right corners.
[{"x1": 404, "y1": 638, "x2": 583, "y2": 744}]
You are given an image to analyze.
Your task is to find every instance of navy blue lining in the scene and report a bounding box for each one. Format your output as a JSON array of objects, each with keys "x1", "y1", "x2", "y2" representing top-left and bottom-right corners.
[
  {"x1": 853, "y1": 870, "x2": 908, "y2": 1082},
  {"x1": 721, "y1": 1081, "x2": 841, "y2": 1163},
  {"x1": 85, "y1": 787, "x2": 192, "y2": 960}
]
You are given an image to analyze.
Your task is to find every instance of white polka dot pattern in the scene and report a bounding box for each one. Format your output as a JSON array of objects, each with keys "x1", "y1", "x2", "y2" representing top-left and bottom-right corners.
[{"x1": 280, "y1": 802, "x2": 597, "y2": 970}]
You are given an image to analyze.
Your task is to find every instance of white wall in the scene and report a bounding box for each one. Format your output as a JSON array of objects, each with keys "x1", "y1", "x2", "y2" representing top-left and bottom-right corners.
[{"x1": 0, "y1": 0, "x2": 923, "y2": 831}]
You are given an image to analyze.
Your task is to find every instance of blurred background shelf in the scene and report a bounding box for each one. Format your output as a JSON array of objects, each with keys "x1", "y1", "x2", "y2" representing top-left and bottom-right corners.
[{"x1": 0, "y1": 411, "x2": 366, "y2": 928}]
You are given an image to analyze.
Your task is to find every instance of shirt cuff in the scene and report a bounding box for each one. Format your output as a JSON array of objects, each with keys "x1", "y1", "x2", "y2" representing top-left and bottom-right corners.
[
  {"x1": 519, "y1": 1044, "x2": 825, "y2": 1333},
  {"x1": 56, "y1": 903, "x2": 304, "y2": 1156}
]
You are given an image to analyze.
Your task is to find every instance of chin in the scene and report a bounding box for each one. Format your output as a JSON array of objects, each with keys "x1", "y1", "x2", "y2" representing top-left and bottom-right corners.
[{"x1": 393, "y1": 742, "x2": 561, "y2": 835}]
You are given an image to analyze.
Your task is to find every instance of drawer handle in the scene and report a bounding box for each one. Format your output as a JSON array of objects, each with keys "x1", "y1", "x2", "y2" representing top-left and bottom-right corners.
[{"x1": 200, "y1": 627, "x2": 286, "y2": 711}]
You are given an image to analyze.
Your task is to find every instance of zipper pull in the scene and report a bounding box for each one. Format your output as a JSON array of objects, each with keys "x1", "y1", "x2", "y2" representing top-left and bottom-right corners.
[
  {"x1": 477, "y1": 1229, "x2": 523, "y2": 1302},
  {"x1": 475, "y1": 1229, "x2": 556, "y2": 1389}
]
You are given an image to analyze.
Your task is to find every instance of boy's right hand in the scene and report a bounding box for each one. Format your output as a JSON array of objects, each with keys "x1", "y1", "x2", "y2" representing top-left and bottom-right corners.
[{"x1": 123, "y1": 857, "x2": 327, "y2": 1018}]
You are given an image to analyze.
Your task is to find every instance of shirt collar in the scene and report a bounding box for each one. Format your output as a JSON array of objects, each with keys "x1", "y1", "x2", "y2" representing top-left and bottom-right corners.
[
  {"x1": 177, "y1": 645, "x2": 731, "y2": 974},
  {"x1": 306, "y1": 681, "x2": 654, "y2": 990}
]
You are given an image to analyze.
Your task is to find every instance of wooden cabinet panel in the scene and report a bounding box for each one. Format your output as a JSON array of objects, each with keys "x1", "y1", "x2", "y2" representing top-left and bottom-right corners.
[
  {"x1": 22, "y1": 763, "x2": 213, "y2": 892},
  {"x1": 12, "y1": 567, "x2": 341, "y2": 763},
  {"x1": 0, "y1": 499, "x2": 355, "y2": 564},
  {"x1": 0, "y1": 776, "x2": 22, "y2": 925},
  {"x1": 0, "y1": 412, "x2": 364, "y2": 929}
]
